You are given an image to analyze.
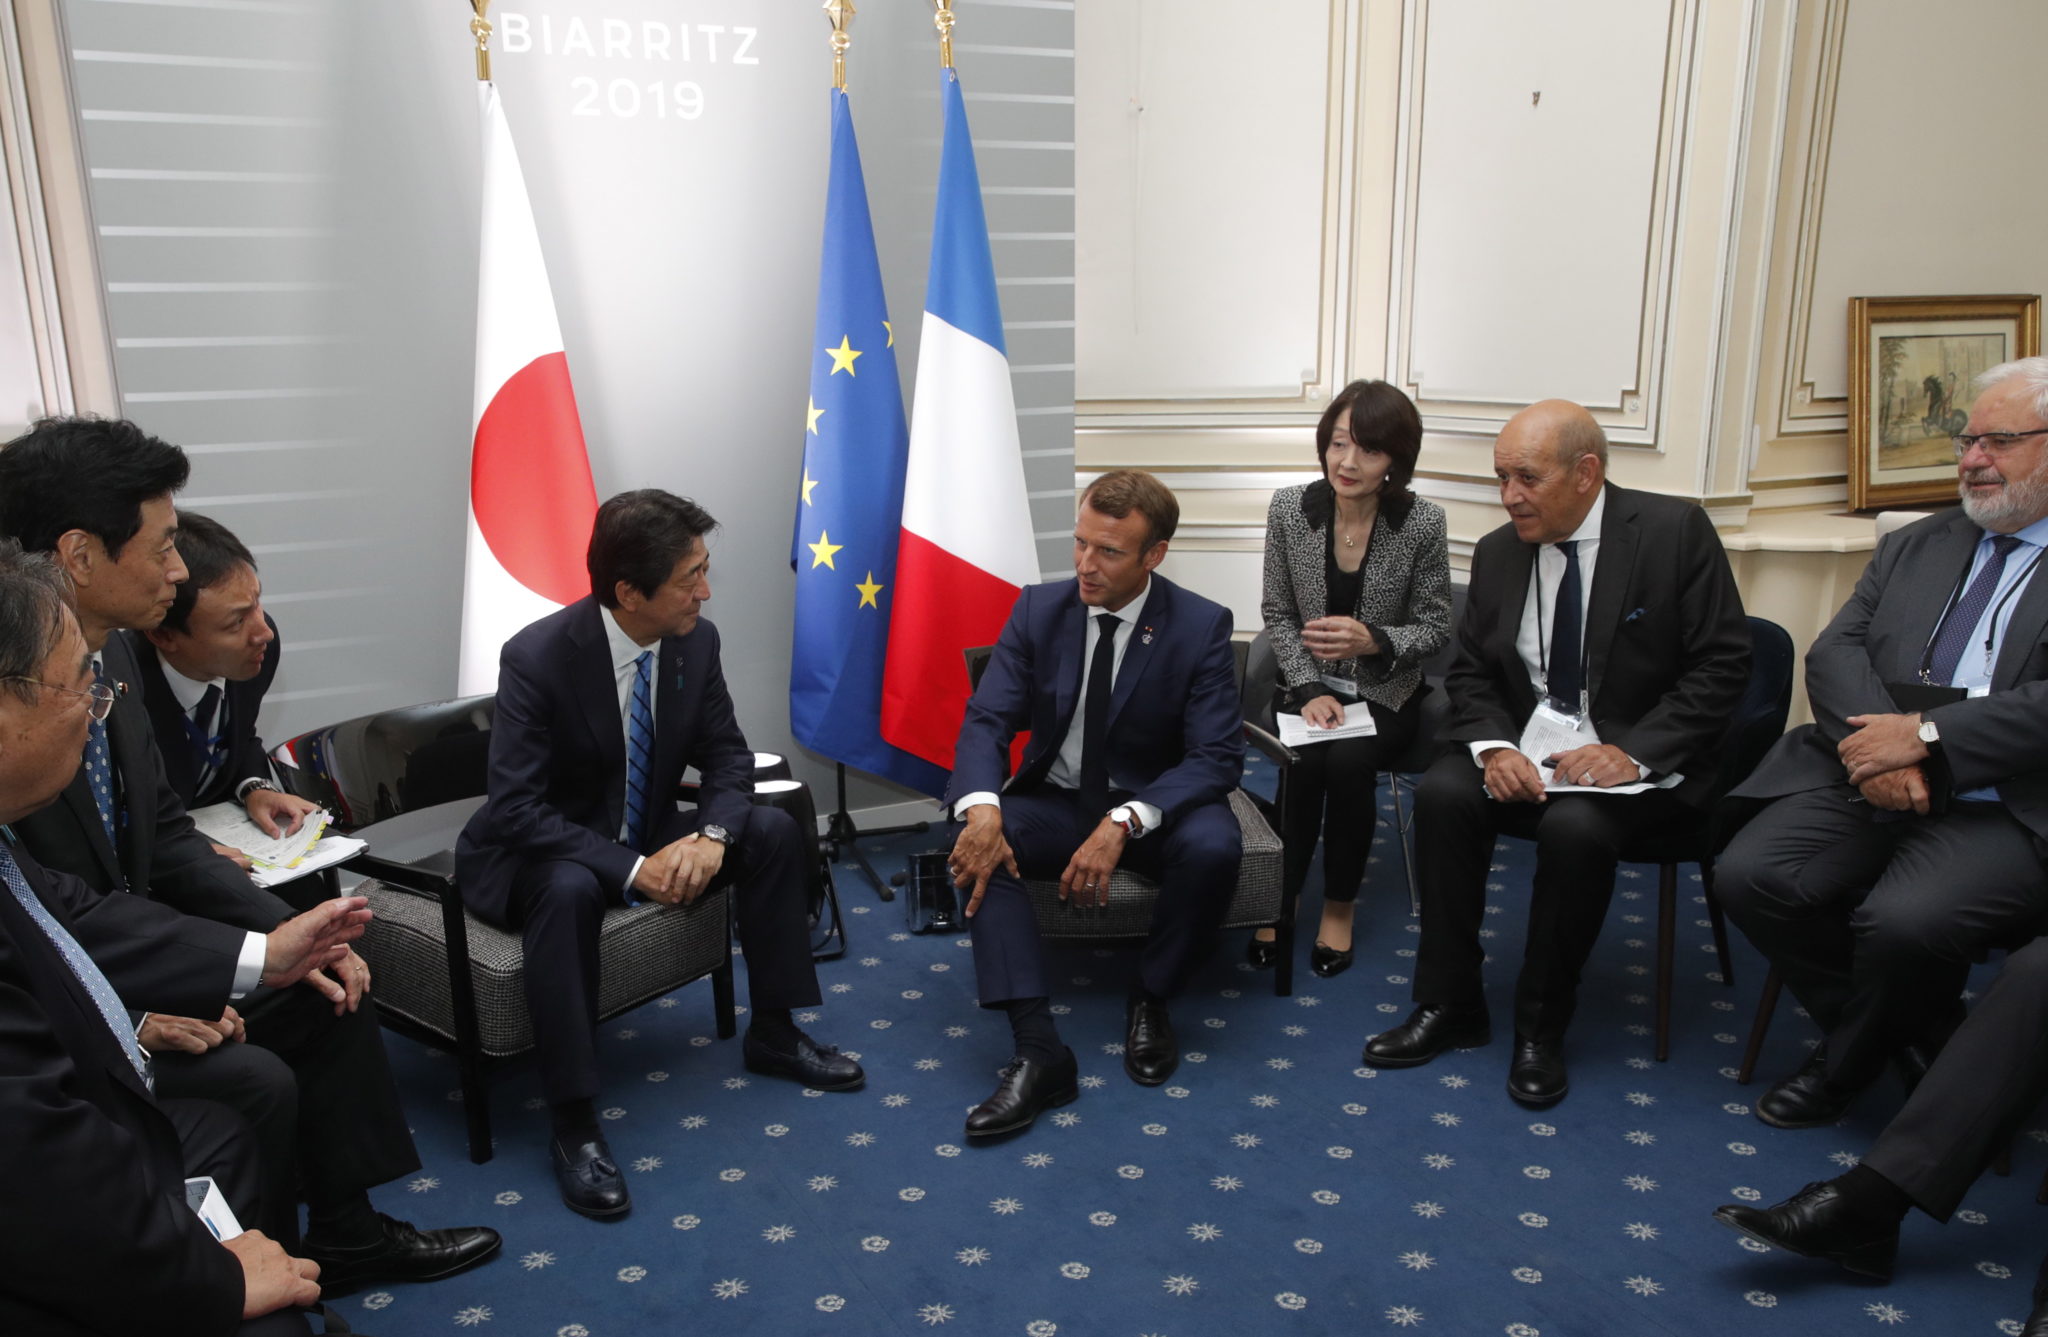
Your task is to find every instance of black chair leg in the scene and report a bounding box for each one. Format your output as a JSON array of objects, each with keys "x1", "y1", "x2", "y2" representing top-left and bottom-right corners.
[
  {"x1": 811, "y1": 858, "x2": 848, "y2": 962},
  {"x1": 1738, "y1": 967, "x2": 1782, "y2": 1085},
  {"x1": 459, "y1": 1046, "x2": 492, "y2": 1165},
  {"x1": 1701, "y1": 857, "x2": 1734, "y2": 986},
  {"x1": 713, "y1": 960, "x2": 738, "y2": 1039},
  {"x1": 1274, "y1": 893, "x2": 1296, "y2": 999},
  {"x1": 1655, "y1": 862, "x2": 1677, "y2": 1062}
]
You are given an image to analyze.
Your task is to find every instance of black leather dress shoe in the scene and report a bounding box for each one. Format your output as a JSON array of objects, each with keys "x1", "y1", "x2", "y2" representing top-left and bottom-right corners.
[
  {"x1": 1245, "y1": 935, "x2": 1279, "y2": 969},
  {"x1": 743, "y1": 1027, "x2": 866, "y2": 1091},
  {"x1": 1362, "y1": 1004, "x2": 1491, "y2": 1068},
  {"x1": 1507, "y1": 1036, "x2": 1568, "y2": 1107},
  {"x1": 551, "y1": 1136, "x2": 630, "y2": 1219},
  {"x1": 965, "y1": 1047, "x2": 1079, "y2": 1137},
  {"x1": 1757, "y1": 1047, "x2": 1860, "y2": 1129},
  {"x1": 1711, "y1": 1180, "x2": 1898, "y2": 1279},
  {"x1": 1309, "y1": 942, "x2": 1354, "y2": 979},
  {"x1": 1124, "y1": 997, "x2": 1179, "y2": 1085},
  {"x1": 303, "y1": 1213, "x2": 503, "y2": 1295}
]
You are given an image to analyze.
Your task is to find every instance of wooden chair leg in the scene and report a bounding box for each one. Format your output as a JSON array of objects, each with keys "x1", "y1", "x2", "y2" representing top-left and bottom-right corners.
[
  {"x1": 1737, "y1": 967, "x2": 1782, "y2": 1085},
  {"x1": 1701, "y1": 856, "x2": 1735, "y2": 986},
  {"x1": 1655, "y1": 862, "x2": 1677, "y2": 1062}
]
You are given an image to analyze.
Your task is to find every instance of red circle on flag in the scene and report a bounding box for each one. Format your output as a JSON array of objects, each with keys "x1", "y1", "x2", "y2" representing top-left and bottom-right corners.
[{"x1": 472, "y1": 351, "x2": 599, "y2": 605}]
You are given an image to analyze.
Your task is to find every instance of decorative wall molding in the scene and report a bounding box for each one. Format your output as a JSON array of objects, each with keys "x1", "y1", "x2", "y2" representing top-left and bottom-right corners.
[{"x1": 1774, "y1": 0, "x2": 1849, "y2": 437}]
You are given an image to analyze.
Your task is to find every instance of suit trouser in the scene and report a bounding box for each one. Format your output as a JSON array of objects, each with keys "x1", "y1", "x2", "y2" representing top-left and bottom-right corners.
[
  {"x1": 167, "y1": 1097, "x2": 317, "y2": 1337},
  {"x1": 965, "y1": 787, "x2": 1242, "y2": 1007},
  {"x1": 1863, "y1": 934, "x2": 2048, "y2": 1220},
  {"x1": 152, "y1": 978, "x2": 421, "y2": 1246},
  {"x1": 1717, "y1": 785, "x2": 2048, "y2": 1092},
  {"x1": 1279, "y1": 696, "x2": 1418, "y2": 905},
  {"x1": 1411, "y1": 750, "x2": 1693, "y2": 1042},
  {"x1": 508, "y1": 804, "x2": 822, "y2": 1106}
]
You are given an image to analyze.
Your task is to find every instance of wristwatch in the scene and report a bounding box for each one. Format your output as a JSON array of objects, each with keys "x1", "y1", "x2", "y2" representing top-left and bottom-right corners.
[
  {"x1": 236, "y1": 777, "x2": 278, "y2": 802},
  {"x1": 1916, "y1": 718, "x2": 1941, "y2": 750},
  {"x1": 700, "y1": 824, "x2": 735, "y2": 846},
  {"x1": 1109, "y1": 805, "x2": 1143, "y2": 838}
]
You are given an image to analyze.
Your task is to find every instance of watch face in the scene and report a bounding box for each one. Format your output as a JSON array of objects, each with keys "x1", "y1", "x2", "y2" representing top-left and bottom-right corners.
[{"x1": 703, "y1": 824, "x2": 733, "y2": 845}]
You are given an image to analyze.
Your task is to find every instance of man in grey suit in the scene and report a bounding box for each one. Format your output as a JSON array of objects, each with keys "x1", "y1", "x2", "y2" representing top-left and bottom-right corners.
[{"x1": 1719, "y1": 356, "x2": 2048, "y2": 1130}]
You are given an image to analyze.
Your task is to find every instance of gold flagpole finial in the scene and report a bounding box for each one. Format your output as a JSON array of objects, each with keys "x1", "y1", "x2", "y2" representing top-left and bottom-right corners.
[
  {"x1": 824, "y1": 0, "x2": 855, "y2": 91},
  {"x1": 932, "y1": 1, "x2": 956, "y2": 69},
  {"x1": 470, "y1": 0, "x2": 494, "y2": 82}
]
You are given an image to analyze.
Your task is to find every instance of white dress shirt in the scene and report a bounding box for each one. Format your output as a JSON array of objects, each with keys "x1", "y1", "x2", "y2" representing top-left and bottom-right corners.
[
  {"x1": 1947, "y1": 512, "x2": 2048, "y2": 801},
  {"x1": 955, "y1": 580, "x2": 1164, "y2": 836}
]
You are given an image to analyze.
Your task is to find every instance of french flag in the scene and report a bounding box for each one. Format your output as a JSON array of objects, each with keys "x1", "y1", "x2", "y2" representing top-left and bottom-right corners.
[
  {"x1": 458, "y1": 80, "x2": 599, "y2": 696},
  {"x1": 881, "y1": 69, "x2": 1038, "y2": 771}
]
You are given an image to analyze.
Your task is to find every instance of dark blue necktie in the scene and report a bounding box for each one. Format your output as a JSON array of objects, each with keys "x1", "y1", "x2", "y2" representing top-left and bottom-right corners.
[
  {"x1": 190, "y1": 684, "x2": 227, "y2": 792},
  {"x1": 623, "y1": 651, "x2": 655, "y2": 852},
  {"x1": 1547, "y1": 540, "x2": 1584, "y2": 712},
  {"x1": 0, "y1": 843, "x2": 151, "y2": 1089},
  {"x1": 83, "y1": 661, "x2": 118, "y2": 848},
  {"x1": 1926, "y1": 535, "x2": 2024, "y2": 685}
]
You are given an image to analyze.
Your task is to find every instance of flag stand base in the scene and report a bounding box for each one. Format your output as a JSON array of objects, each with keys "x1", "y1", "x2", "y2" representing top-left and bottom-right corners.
[{"x1": 823, "y1": 763, "x2": 928, "y2": 903}]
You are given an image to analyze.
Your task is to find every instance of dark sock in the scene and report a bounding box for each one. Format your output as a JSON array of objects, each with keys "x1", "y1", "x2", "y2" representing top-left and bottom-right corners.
[
  {"x1": 1129, "y1": 985, "x2": 1166, "y2": 1008},
  {"x1": 1832, "y1": 1164, "x2": 1912, "y2": 1223},
  {"x1": 304, "y1": 1191, "x2": 381, "y2": 1249},
  {"x1": 551, "y1": 1098, "x2": 601, "y2": 1147},
  {"x1": 1004, "y1": 997, "x2": 1061, "y2": 1063},
  {"x1": 749, "y1": 1008, "x2": 803, "y2": 1049}
]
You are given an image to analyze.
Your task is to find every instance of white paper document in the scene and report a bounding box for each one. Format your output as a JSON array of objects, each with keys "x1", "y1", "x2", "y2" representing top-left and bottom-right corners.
[
  {"x1": 1513, "y1": 703, "x2": 1681, "y2": 794},
  {"x1": 1277, "y1": 702, "x2": 1379, "y2": 747},
  {"x1": 189, "y1": 801, "x2": 330, "y2": 869},
  {"x1": 183, "y1": 1175, "x2": 243, "y2": 1241},
  {"x1": 249, "y1": 836, "x2": 367, "y2": 889}
]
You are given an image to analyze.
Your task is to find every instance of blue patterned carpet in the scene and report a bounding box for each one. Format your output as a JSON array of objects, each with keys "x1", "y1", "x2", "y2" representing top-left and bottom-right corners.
[{"x1": 340, "y1": 775, "x2": 2043, "y2": 1336}]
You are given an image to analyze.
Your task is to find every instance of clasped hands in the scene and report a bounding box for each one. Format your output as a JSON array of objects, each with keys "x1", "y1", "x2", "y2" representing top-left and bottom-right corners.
[
  {"x1": 1839, "y1": 711, "x2": 1933, "y2": 814},
  {"x1": 947, "y1": 805, "x2": 1128, "y2": 917},
  {"x1": 1479, "y1": 742, "x2": 1636, "y2": 804},
  {"x1": 140, "y1": 895, "x2": 376, "y2": 1056},
  {"x1": 632, "y1": 832, "x2": 726, "y2": 905},
  {"x1": 1299, "y1": 615, "x2": 1378, "y2": 662}
]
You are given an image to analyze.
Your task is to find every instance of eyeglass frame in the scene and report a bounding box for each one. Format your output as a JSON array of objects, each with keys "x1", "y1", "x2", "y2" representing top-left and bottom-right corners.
[
  {"x1": 2, "y1": 676, "x2": 114, "y2": 721},
  {"x1": 1952, "y1": 429, "x2": 2048, "y2": 458}
]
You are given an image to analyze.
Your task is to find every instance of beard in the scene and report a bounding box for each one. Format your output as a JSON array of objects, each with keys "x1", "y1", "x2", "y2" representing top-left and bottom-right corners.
[{"x1": 1959, "y1": 465, "x2": 2048, "y2": 530}]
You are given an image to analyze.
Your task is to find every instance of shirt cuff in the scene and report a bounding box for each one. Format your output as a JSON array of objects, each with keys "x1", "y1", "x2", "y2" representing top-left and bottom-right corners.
[
  {"x1": 1126, "y1": 801, "x2": 1163, "y2": 837},
  {"x1": 1468, "y1": 740, "x2": 1516, "y2": 765},
  {"x1": 952, "y1": 792, "x2": 1001, "y2": 822},
  {"x1": 230, "y1": 932, "x2": 266, "y2": 999},
  {"x1": 623, "y1": 856, "x2": 645, "y2": 905}
]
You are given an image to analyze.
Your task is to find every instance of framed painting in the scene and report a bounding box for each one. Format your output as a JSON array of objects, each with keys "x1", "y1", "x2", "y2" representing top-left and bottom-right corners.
[{"x1": 1849, "y1": 294, "x2": 2041, "y2": 511}]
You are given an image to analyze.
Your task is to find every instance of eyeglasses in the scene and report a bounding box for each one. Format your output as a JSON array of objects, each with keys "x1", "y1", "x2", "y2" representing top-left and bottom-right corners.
[
  {"x1": 1952, "y1": 429, "x2": 2048, "y2": 458},
  {"x1": 3, "y1": 677, "x2": 114, "y2": 721}
]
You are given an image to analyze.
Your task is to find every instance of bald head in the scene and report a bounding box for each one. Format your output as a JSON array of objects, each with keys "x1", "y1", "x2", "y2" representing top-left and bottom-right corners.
[{"x1": 1494, "y1": 400, "x2": 1607, "y2": 545}]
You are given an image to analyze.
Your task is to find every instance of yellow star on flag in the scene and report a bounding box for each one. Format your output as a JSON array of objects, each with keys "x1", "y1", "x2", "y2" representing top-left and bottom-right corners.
[
  {"x1": 808, "y1": 531, "x2": 843, "y2": 569},
  {"x1": 883, "y1": 320, "x2": 894, "y2": 348},
  {"x1": 806, "y1": 397, "x2": 824, "y2": 434},
  {"x1": 800, "y1": 471, "x2": 819, "y2": 505},
  {"x1": 856, "y1": 571, "x2": 883, "y2": 608},
  {"x1": 825, "y1": 336, "x2": 861, "y2": 377}
]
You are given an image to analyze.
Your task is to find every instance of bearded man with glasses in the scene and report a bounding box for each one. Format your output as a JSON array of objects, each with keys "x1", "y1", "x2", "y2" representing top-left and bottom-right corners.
[{"x1": 1715, "y1": 356, "x2": 2048, "y2": 1158}]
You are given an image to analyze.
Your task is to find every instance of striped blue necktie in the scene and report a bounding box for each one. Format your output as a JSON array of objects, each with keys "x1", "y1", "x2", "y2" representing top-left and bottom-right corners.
[
  {"x1": 0, "y1": 842, "x2": 152, "y2": 1090},
  {"x1": 83, "y1": 662, "x2": 118, "y2": 849},
  {"x1": 623, "y1": 650, "x2": 655, "y2": 852}
]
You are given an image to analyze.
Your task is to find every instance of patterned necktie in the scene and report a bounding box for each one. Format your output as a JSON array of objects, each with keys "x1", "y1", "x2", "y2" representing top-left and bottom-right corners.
[
  {"x1": 1925, "y1": 535, "x2": 2024, "y2": 686},
  {"x1": 1078, "y1": 613, "x2": 1120, "y2": 816},
  {"x1": 1546, "y1": 540, "x2": 1584, "y2": 712},
  {"x1": 623, "y1": 651, "x2": 656, "y2": 852},
  {"x1": 83, "y1": 661, "x2": 118, "y2": 848},
  {"x1": 191, "y1": 684, "x2": 227, "y2": 792},
  {"x1": 0, "y1": 843, "x2": 151, "y2": 1090}
]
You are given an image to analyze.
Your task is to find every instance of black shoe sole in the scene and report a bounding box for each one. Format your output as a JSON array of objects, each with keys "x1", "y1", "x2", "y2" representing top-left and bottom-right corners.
[
  {"x1": 1710, "y1": 1207, "x2": 1894, "y2": 1279},
  {"x1": 560, "y1": 1191, "x2": 633, "y2": 1221},
  {"x1": 313, "y1": 1237, "x2": 506, "y2": 1296},
  {"x1": 1309, "y1": 951, "x2": 1354, "y2": 979},
  {"x1": 1753, "y1": 1100, "x2": 1849, "y2": 1131},
  {"x1": 1507, "y1": 1079, "x2": 1568, "y2": 1108},
  {"x1": 1124, "y1": 1058, "x2": 1177, "y2": 1087},
  {"x1": 1361, "y1": 1026, "x2": 1492, "y2": 1068},
  {"x1": 964, "y1": 1083, "x2": 1078, "y2": 1139},
  {"x1": 743, "y1": 1059, "x2": 867, "y2": 1092}
]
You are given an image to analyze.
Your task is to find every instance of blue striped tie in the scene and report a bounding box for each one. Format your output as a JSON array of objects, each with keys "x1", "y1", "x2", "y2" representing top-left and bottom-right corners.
[
  {"x1": 623, "y1": 650, "x2": 655, "y2": 852},
  {"x1": 83, "y1": 662, "x2": 117, "y2": 849},
  {"x1": 0, "y1": 843, "x2": 152, "y2": 1090}
]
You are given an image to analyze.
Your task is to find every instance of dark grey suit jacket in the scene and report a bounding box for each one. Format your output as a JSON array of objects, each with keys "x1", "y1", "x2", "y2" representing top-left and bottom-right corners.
[{"x1": 1734, "y1": 506, "x2": 2048, "y2": 839}]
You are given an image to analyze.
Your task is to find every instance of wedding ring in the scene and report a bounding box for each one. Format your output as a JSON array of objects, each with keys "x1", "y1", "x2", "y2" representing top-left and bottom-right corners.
[{"x1": 1581, "y1": 771, "x2": 1593, "y2": 784}]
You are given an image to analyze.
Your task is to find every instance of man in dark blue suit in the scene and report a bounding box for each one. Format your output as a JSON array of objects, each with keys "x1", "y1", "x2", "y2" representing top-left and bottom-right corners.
[
  {"x1": 946, "y1": 470, "x2": 1244, "y2": 1137},
  {"x1": 457, "y1": 489, "x2": 859, "y2": 1219}
]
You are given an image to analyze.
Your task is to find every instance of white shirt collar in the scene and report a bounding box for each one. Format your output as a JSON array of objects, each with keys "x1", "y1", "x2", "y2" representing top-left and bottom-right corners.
[
  {"x1": 603, "y1": 606, "x2": 656, "y2": 672},
  {"x1": 1094, "y1": 577, "x2": 1152, "y2": 631},
  {"x1": 1561, "y1": 486, "x2": 1606, "y2": 548},
  {"x1": 156, "y1": 649, "x2": 224, "y2": 714}
]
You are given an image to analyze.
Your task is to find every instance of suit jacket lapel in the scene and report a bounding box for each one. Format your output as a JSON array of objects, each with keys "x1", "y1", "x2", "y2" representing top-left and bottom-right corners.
[
  {"x1": 1495, "y1": 542, "x2": 1535, "y2": 682},
  {"x1": 1107, "y1": 580, "x2": 1164, "y2": 728},
  {"x1": 56, "y1": 772, "x2": 122, "y2": 888},
  {"x1": 651, "y1": 636, "x2": 688, "y2": 797},
  {"x1": 1049, "y1": 592, "x2": 1088, "y2": 739},
  {"x1": 568, "y1": 605, "x2": 629, "y2": 830},
  {"x1": 1897, "y1": 515, "x2": 1988, "y2": 679},
  {"x1": 1994, "y1": 541, "x2": 2048, "y2": 688},
  {"x1": 1583, "y1": 486, "x2": 1639, "y2": 704}
]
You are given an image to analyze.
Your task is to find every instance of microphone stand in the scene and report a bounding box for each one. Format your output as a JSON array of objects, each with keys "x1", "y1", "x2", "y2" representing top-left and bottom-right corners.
[{"x1": 823, "y1": 762, "x2": 929, "y2": 902}]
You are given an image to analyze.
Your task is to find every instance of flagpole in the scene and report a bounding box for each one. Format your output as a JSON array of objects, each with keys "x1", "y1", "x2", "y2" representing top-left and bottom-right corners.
[
  {"x1": 931, "y1": 0, "x2": 954, "y2": 69},
  {"x1": 469, "y1": 0, "x2": 493, "y2": 81},
  {"x1": 804, "y1": 0, "x2": 932, "y2": 905}
]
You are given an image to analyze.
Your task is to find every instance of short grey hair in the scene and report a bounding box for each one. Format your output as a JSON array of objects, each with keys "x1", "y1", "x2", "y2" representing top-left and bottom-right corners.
[
  {"x1": 1556, "y1": 413, "x2": 1609, "y2": 470},
  {"x1": 0, "y1": 540, "x2": 76, "y2": 706},
  {"x1": 1975, "y1": 356, "x2": 2048, "y2": 423}
]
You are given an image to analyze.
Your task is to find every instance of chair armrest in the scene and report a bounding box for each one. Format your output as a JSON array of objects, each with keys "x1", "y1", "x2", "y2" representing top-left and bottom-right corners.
[
  {"x1": 1243, "y1": 721, "x2": 1297, "y2": 769},
  {"x1": 343, "y1": 849, "x2": 457, "y2": 904}
]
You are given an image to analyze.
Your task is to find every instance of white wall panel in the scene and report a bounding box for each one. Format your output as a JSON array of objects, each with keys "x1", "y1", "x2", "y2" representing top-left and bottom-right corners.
[
  {"x1": 1076, "y1": 0, "x2": 1330, "y2": 401},
  {"x1": 1401, "y1": 0, "x2": 1675, "y2": 411}
]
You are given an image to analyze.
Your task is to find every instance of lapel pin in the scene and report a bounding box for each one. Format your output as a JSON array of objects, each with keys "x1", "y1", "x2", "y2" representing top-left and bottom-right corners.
[{"x1": 1141, "y1": 625, "x2": 1154, "y2": 645}]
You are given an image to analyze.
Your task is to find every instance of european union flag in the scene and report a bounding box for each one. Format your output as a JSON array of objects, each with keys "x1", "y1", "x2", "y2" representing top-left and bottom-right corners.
[{"x1": 789, "y1": 89, "x2": 948, "y2": 797}]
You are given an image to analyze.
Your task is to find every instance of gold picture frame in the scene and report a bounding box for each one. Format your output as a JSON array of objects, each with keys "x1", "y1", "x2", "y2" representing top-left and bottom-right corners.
[{"x1": 1849, "y1": 293, "x2": 2041, "y2": 511}]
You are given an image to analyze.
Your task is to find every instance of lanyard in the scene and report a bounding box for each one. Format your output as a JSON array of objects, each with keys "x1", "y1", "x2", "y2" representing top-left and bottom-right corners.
[{"x1": 1917, "y1": 541, "x2": 2046, "y2": 684}]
